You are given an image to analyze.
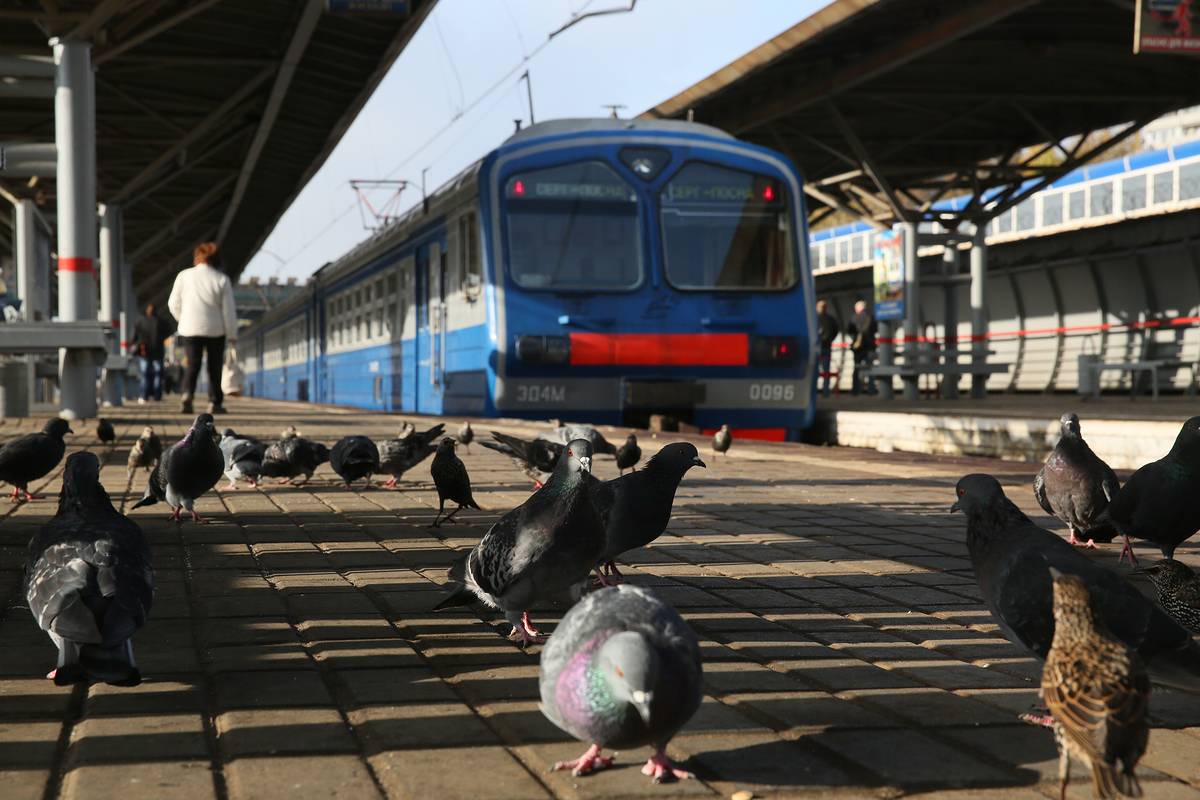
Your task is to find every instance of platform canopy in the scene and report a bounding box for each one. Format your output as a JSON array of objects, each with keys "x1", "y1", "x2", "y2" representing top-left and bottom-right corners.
[
  {"x1": 644, "y1": 0, "x2": 1200, "y2": 232},
  {"x1": 0, "y1": 0, "x2": 433, "y2": 299}
]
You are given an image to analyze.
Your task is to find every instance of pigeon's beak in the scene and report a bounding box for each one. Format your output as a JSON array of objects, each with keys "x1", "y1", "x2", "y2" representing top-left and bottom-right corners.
[
  {"x1": 949, "y1": 500, "x2": 961, "y2": 513},
  {"x1": 579, "y1": 456, "x2": 591, "y2": 473},
  {"x1": 66, "y1": 426, "x2": 74, "y2": 435},
  {"x1": 631, "y1": 690, "x2": 653, "y2": 726},
  {"x1": 693, "y1": 457, "x2": 706, "y2": 468}
]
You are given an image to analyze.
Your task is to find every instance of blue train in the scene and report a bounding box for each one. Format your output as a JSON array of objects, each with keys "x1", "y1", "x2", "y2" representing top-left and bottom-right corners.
[{"x1": 239, "y1": 118, "x2": 818, "y2": 440}]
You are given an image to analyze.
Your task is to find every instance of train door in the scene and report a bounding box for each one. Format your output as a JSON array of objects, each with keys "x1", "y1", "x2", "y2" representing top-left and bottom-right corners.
[{"x1": 415, "y1": 242, "x2": 446, "y2": 413}]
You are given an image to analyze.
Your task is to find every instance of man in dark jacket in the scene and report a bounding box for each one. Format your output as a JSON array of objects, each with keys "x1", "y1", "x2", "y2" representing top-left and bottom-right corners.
[
  {"x1": 130, "y1": 303, "x2": 168, "y2": 403},
  {"x1": 846, "y1": 299, "x2": 878, "y2": 396},
  {"x1": 815, "y1": 299, "x2": 840, "y2": 397}
]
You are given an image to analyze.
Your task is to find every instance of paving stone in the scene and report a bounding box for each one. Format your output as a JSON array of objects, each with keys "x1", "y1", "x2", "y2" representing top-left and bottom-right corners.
[
  {"x1": 217, "y1": 708, "x2": 357, "y2": 757},
  {"x1": 0, "y1": 768, "x2": 49, "y2": 800},
  {"x1": 810, "y1": 728, "x2": 1021, "y2": 789},
  {"x1": 0, "y1": 720, "x2": 60, "y2": 766},
  {"x1": 213, "y1": 670, "x2": 332, "y2": 710},
  {"x1": 60, "y1": 761, "x2": 216, "y2": 800},
  {"x1": 224, "y1": 755, "x2": 380, "y2": 800},
  {"x1": 372, "y1": 746, "x2": 550, "y2": 800},
  {"x1": 335, "y1": 667, "x2": 458, "y2": 705},
  {"x1": 350, "y1": 702, "x2": 499, "y2": 749}
]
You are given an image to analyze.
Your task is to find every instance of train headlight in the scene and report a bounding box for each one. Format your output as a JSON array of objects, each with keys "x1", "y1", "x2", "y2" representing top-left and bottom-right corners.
[
  {"x1": 750, "y1": 336, "x2": 799, "y2": 366},
  {"x1": 515, "y1": 335, "x2": 570, "y2": 364}
]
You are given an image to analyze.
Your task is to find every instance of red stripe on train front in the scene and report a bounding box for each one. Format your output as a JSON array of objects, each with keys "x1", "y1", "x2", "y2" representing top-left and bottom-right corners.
[
  {"x1": 569, "y1": 333, "x2": 749, "y2": 366},
  {"x1": 701, "y1": 427, "x2": 788, "y2": 442}
]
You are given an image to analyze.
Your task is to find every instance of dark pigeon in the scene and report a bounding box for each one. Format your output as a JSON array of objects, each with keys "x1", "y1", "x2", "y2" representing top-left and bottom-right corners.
[
  {"x1": 96, "y1": 419, "x2": 115, "y2": 444},
  {"x1": 219, "y1": 428, "x2": 266, "y2": 490},
  {"x1": 26, "y1": 452, "x2": 153, "y2": 686},
  {"x1": 479, "y1": 431, "x2": 563, "y2": 487},
  {"x1": 126, "y1": 426, "x2": 162, "y2": 477},
  {"x1": 458, "y1": 420, "x2": 474, "y2": 453},
  {"x1": 952, "y1": 473, "x2": 1200, "y2": 694},
  {"x1": 540, "y1": 584, "x2": 703, "y2": 783},
  {"x1": 615, "y1": 434, "x2": 641, "y2": 475},
  {"x1": 712, "y1": 424, "x2": 731, "y2": 459},
  {"x1": 1136, "y1": 559, "x2": 1200, "y2": 635},
  {"x1": 430, "y1": 437, "x2": 482, "y2": 527},
  {"x1": 378, "y1": 423, "x2": 445, "y2": 487},
  {"x1": 331, "y1": 435, "x2": 380, "y2": 487},
  {"x1": 546, "y1": 423, "x2": 618, "y2": 456},
  {"x1": 1033, "y1": 412, "x2": 1121, "y2": 550},
  {"x1": 0, "y1": 418, "x2": 72, "y2": 502},
  {"x1": 131, "y1": 414, "x2": 224, "y2": 523},
  {"x1": 1107, "y1": 415, "x2": 1200, "y2": 563},
  {"x1": 260, "y1": 435, "x2": 329, "y2": 485},
  {"x1": 434, "y1": 439, "x2": 604, "y2": 646},
  {"x1": 592, "y1": 443, "x2": 705, "y2": 584}
]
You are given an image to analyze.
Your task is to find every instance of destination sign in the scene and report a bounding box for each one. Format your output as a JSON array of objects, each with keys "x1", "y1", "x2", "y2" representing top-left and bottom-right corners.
[
  {"x1": 506, "y1": 177, "x2": 634, "y2": 202},
  {"x1": 664, "y1": 179, "x2": 782, "y2": 204}
]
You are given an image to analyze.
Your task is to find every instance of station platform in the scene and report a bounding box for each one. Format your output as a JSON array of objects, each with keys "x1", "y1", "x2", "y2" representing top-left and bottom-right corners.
[
  {"x1": 807, "y1": 393, "x2": 1200, "y2": 470},
  {"x1": 2, "y1": 398, "x2": 1200, "y2": 800}
]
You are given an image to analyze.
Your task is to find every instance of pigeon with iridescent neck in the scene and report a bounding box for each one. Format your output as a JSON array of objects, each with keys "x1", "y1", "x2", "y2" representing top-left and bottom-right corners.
[
  {"x1": 1034, "y1": 412, "x2": 1121, "y2": 552},
  {"x1": 131, "y1": 414, "x2": 223, "y2": 523}
]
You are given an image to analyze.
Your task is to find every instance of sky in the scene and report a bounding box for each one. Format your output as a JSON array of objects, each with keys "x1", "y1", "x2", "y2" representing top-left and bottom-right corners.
[{"x1": 241, "y1": 0, "x2": 822, "y2": 282}]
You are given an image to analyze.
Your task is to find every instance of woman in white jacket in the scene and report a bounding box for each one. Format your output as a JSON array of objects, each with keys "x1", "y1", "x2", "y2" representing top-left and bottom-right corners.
[{"x1": 167, "y1": 242, "x2": 237, "y2": 415}]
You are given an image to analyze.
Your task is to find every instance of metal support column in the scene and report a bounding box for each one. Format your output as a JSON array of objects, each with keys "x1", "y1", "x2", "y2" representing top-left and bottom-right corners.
[
  {"x1": 14, "y1": 199, "x2": 38, "y2": 320},
  {"x1": 970, "y1": 224, "x2": 989, "y2": 398},
  {"x1": 901, "y1": 221, "x2": 920, "y2": 400},
  {"x1": 52, "y1": 37, "x2": 98, "y2": 419},
  {"x1": 877, "y1": 321, "x2": 894, "y2": 400},
  {"x1": 98, "y1": 203, "x2": 124, "y2": 406},
  {"x1": 941, "y1": 242, "x2": 960, "y2": 400},
  {"x1": 122, "y1": 261, "x2": 136, "y2": 399}
]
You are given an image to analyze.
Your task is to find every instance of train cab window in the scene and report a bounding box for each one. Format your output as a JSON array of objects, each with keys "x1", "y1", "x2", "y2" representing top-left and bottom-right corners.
[
  {"x1": 504, "y1": 161, "x2": 641, "y2": 291},
  {"x1": 660, "y1": 162, "x2": 796, "y2": 290}
]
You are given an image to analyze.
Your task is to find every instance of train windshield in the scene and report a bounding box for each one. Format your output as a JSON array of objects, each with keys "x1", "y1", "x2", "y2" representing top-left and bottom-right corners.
[
  {"x1": 660, "y1": 162, "x2": 796, "y2": 290},
  {"x1": 504, "y1": 161, "x2": 641, "y2": 291}
]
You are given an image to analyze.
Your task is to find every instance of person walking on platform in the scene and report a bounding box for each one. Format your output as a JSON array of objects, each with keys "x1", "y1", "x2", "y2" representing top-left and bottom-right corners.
[
  {"x1": 130, "y1": 303, "x2": 168, "y2": 404},
  {"x1": 815, "y1": 299, "x2": 840, "y2": 398},
  {"x1": 846, "y1": 298, "x2": 877, "y2": 396},
  {"x1": 168, "y1": 242, "x2": 237, "y2": 415}
]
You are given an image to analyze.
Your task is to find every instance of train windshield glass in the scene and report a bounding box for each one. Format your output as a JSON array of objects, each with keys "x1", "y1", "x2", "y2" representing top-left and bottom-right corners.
[
  {"x1": 504, "y1": 161, "x2": 641, "y2": 291},
  {"x1": 660, "y1": 162, "x2": 796, "y2": 290}
]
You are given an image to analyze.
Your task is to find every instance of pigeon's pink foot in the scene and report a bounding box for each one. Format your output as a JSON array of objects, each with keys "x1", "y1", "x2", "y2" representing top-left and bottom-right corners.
[
  {"x1": 1066, "y1": 531, "x2": 1097, "y2": 549},
  {"x1": 1018, "y1": 704, "x2": 1056, "y2": 728},
  {"x1": 1119, "y1": 535, "x2": 1139, "y2": 567},
  {"x1": 552, "y1": 744, "x2": 613, "y2": 777},
  {"x1": 508, "y1": 612, "x2": 548, "y2": 646},
  {"x1": 248, "y1": 479, "x2": 258, "y2": 488},
  {"x1": 532, "y1": 480, "x2": 543, "y2": 490},
  {"x1": 223, "y1": 481, "x2": 238, "y2": 491},
  {"x1": 592, "y1": 568, "x2": 613, "y2": 588},
  {"x1": 9, "y1": 487, "x2": 20, "y2": 503},
  {"x1": 641, "y1": 750, "x2": 692, "y2": 783},
  {"x1": 171, "y1": 507, "x2": 183, "y2": 522},
  {"x1": 605, "y1": 561, "x2": 624, "y2": 581},
  {"x1": 383, "y1": 477, "x2": 397, "y2": 488},
  {"x1": 277, "y1": 478, "x2": 292, "y2": 485},
  {"x1": 190, "y1": 510, "x2": 210, "y2": 524},
  {"x1": 21, "y1": 490, "x2": 40, "y2": 501},
  {"x1": 45, "y1": 668, "x2": 56, "y2": 680}
]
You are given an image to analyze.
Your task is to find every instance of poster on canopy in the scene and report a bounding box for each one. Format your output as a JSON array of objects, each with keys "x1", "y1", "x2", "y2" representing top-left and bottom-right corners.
[
  {"x1": 1135, "y1": 0, "x2": 1200, "y2": 53},
  {"x1": 873, "y1": 226, "x2": 905, "y2": 321}
]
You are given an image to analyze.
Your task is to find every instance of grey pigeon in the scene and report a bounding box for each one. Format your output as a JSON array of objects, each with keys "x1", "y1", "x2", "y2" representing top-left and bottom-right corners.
[
  {"x1": 480, "y1": 431, "x2": 563, "y2": 487},
  {"x1": 219, "y1": 428, "x2": 266, "y2": 490},
  {"x1": 593, "y1": 443, "x2": 705, "y2": 584},
  {"x1": 379, "y1": 423, "x2": 445, "y2": 487},
  {"x1": 430, "y1": 437, "x2": 482, "y2": 527},
  {"x1": 546, "y1": 423, "x2": 618, "y2": 456},
  {"x1": 712, "y1": 424, "x2": 731, "y2": 459},
  {"x1": 0, "y1": 418, "x2": 72, "y2": 502},
  {"x1": 1033, "y1": 412, "x2": 1121, "y2": 550},
  {"x1": 615, "y1": 434, "x2": 641, "y2": 475},
  {"x1": 434, "y1": 439, "x2": 604, "y2": 645},
  {"x1": 126, "y1": 426, "x2": 162, "y2": 477},
  {"x1": 280, "y1": 425, "x2": 300, "y2": 440},
  {"x1": 131, "y1": 414, "x2": 224, "y2": 523},
  {"x1": 261, "y1": 435, "x2": 329, "y2": 485},
  {"x1": 1136, "y1": 559, "x2": 1200, "y2": 635},
  {"x1": 458, "y1": 420, "x2": 474, "y2": 453},
  {"x1": 331, "y1": 435, "x2": 380, "y2": 487},
  {"x1": 540, "y1": 584, "x2": 702, "y2": 783},
  {"x1": 96, "y1": 418, "x2": 115, "y2": 444},
  {"x1": 952, "y1": 473, "x2": 1200, "y2": 694},
  {"x1": 26, "y1": 452, "x2": 153, "y2": 686},
  {"x1": 1107, "y1": 415, "x2": 1200, "y2": 563}
]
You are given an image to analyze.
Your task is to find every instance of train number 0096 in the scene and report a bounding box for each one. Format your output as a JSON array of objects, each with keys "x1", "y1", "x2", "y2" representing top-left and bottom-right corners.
[{"x1": 748, "y1": 383, "x2": 795, "y2": 402}]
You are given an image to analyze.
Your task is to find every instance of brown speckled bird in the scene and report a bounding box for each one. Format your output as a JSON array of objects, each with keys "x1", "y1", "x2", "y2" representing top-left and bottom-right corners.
[{"x1": 1042, "y1": 569, "x2": 1149, "y2": 800}]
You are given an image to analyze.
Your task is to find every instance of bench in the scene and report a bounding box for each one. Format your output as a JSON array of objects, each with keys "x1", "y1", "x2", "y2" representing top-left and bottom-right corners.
[
  {"x1": 0, "y1": 321, "x2": 110, "y2": 354},
  {"x1": 1084, "y1": 360, "x2": 1171, "y2": 401}
]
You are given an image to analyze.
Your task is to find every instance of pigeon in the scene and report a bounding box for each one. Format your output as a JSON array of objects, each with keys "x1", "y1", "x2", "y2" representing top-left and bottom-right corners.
[
  {"x1": 430, "y1": 437, "x2": 482, "y2": 527},
  {"x1": 331, "y1": 435, "x2": 380, "y2": 487},
  {"x1": 712, "y1": 424, "x2": 731, "y2": 459},
  {"x1": 458, "y1": 420, "x2": 474, "y2": 453},
  {"x1": 1042, "y1": 569, "x2": 1149, "y2": 800},
  {"x1": 281, "y1": 425, "x2": 300, "y2": 440},
  {"x1": 219, "y1": 428, "x2": 266, "y2": 490},
  {"x1": 131, "y1": 413, "x2": 224, "y2": 523},
  {"x1": 593, "y1": 443, "x2": 705, "y2": 584},
  {"x1": 615, "y1": 434, "x2": 641, "y2": 475},
  {"x1": 434, "y1": 439, "x2": 605, "y2": 646},
  {"x1": 96, "y1": 418, "x2": 115, "y2": 445},
  {"x1": 396, "y1": 421, "x2": 416, "y2": 440},
  {"x1": 1136, "y1": 559, "x2": 1200, "y2": 635},
  {"x1": 378, "y1": 423, "x2": 445, "y2": 487},
  {"x1": 540, "y1": 584, "x2": 703, "y2": 783},
  {"x1": 546, "y1": 422, "x2": 618, "y2": 456},
  {"x1": 26, "y1": 452, "x2": 153, "y2": 686},
  {"x1": 126, "y1": 426, "x2": 163, "y2": 477},
  {"x1": 1107, "y1": 415, "x2": 1200, "y2": 563},
  {"x1": 480, "y1": 431, "x2": 563, "y2": 487},
  {"x1": 260, "y1": 435, "x2": 329, "y2": 485},
  {"x1": 0, "y1": 418, "x2": 72, "y2": 502},
  {"x1": 1034, "y1": 412, "x2": 1121, "y2": 551},
  {"x1": 952, "y1": 473, "x2": 1200, "y2": 694}
]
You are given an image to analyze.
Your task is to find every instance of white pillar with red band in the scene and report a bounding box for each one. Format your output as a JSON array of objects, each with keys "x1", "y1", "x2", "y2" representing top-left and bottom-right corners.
[{"x1": 99, "y1": 202, "x2": 124, "y2": 406}]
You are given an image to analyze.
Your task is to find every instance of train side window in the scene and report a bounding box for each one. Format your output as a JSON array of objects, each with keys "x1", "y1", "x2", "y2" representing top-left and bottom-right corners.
[{"x1": 462, "y1": 211, "x2": 481, "y2": 299}]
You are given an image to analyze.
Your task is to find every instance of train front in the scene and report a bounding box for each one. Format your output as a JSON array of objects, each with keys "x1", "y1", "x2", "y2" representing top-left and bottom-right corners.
[{"x1": 480, "y1": 119, "x2": 817, "y2": 440}]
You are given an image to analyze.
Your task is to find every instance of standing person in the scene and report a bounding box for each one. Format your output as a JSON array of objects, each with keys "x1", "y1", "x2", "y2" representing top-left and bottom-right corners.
[
  {"x1": 167, "y1": 242, "x2": 237, "y2": 415},
  {"x1": 846, "y1": 298, "x2": 878, "y2": 396},
  {"x1": 815, "y1": 299, "x2": 840, "y2": 398},
  {"x1": 129, "y1": 303, "x2": 168, "y2": 404}
]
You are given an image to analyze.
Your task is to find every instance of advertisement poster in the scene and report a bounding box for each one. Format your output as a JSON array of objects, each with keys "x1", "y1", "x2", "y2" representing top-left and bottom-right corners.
[
  {"x1": 873, "y1": 226, "x2": 905, "y2": 321},
  {"x1": 1135, "y1": 0, "x2": 1200, "y2": 53}
]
